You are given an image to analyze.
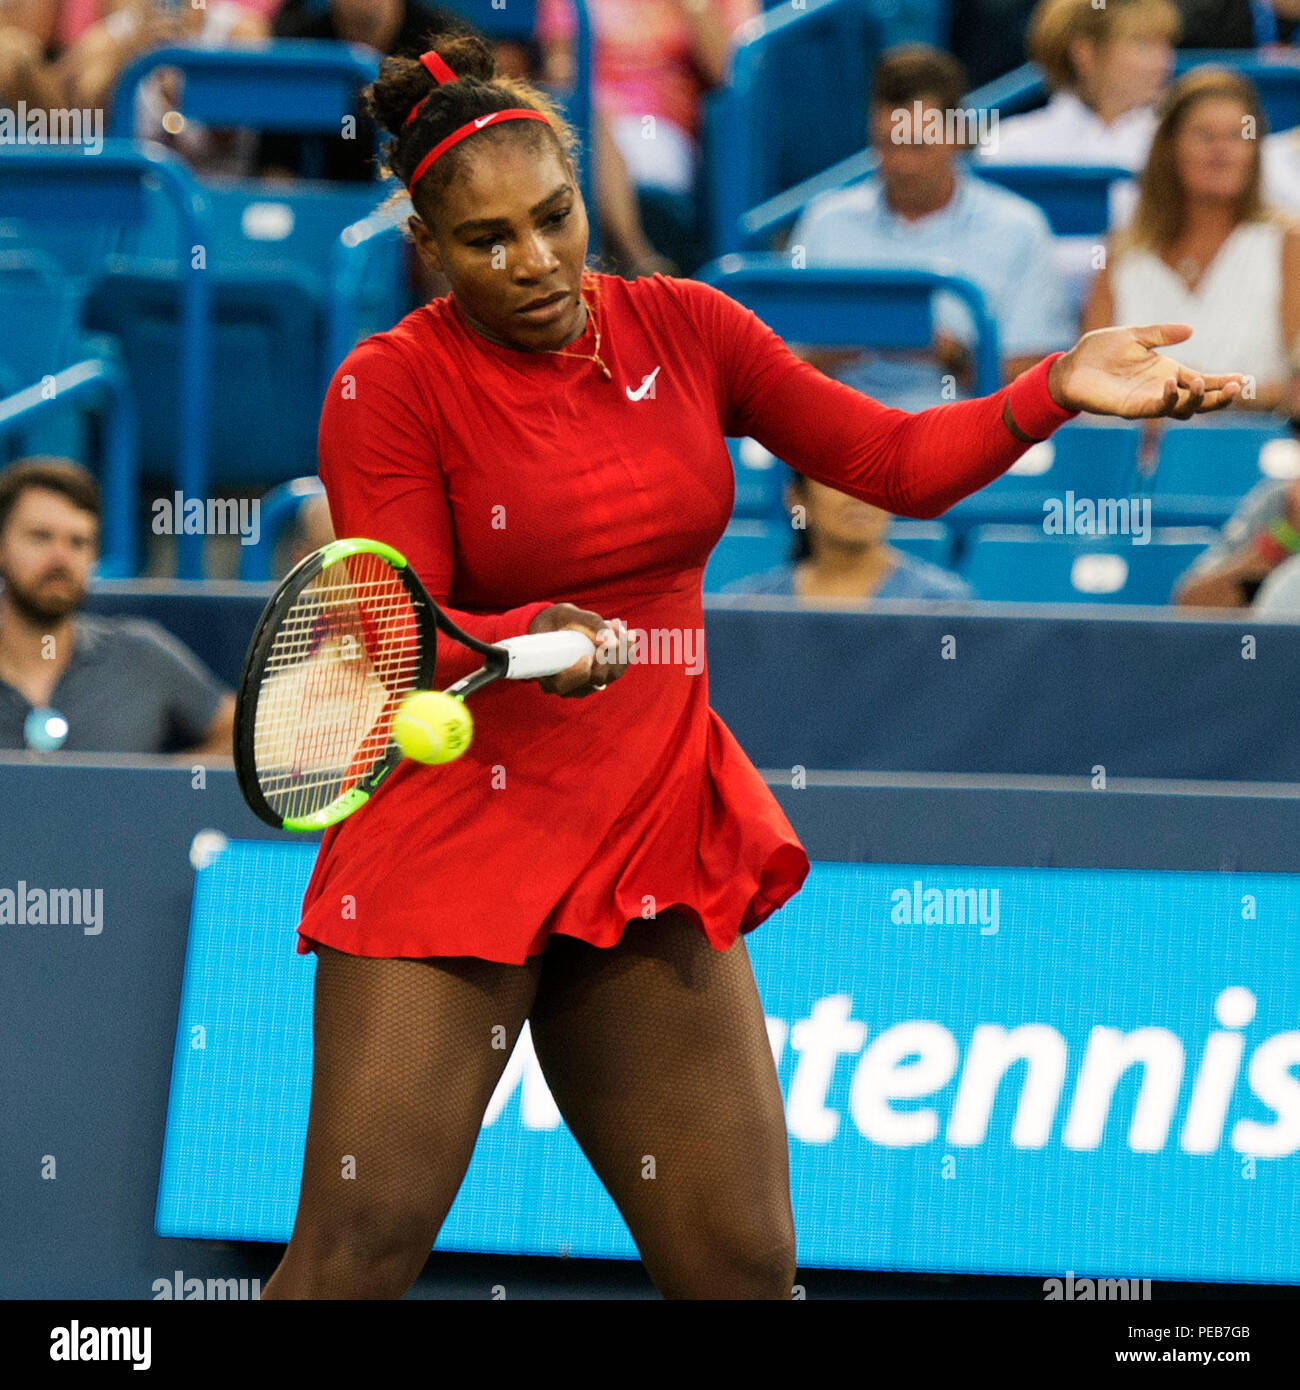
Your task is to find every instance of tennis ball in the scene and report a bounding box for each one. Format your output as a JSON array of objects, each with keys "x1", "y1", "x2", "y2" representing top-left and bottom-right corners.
[{"x1": 392, "y1": 690, "x2": 473, "y2": 764}]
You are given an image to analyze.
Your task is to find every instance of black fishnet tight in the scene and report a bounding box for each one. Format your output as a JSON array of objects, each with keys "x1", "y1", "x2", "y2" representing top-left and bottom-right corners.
[{"x1": 262, "y1": 914, "x2": 794, "y2": 1299}]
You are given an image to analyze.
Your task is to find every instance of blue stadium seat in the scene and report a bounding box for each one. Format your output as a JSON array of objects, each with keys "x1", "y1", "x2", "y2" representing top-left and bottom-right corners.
[
  {"x1": 734, "y1": 157, "x2": 1129, "y2": 254},
  {"x1": 0, "y1": 143, "x2": 205, "y2": 572},
  {"x1": 81, "y1": 38, "x2": 589, "y2": 494},
  {"x1": 889, "y1": 520, "x2": 953, "y2": 567},
  {"x1": 961, "y1": 525, "x2": 1218, "y2": 604},
  {"x1": 109, "y1": 33, "x2": 597, "y2": 257},
  {"x1": 0, "y1": 355, "x2": 140, "y2": 578},
  {"x1": 0, "y1": 251, "x2": 140, "y2": 576},
  {"x1": 698, "y1": 254, "x2": 1002, "y2": 396},
  {"x1": 0, "y1": 254, "x2": 98, "y2": 461},
  {"x1": 706, "y1": 0, "x2": 884, "y2": 257},
  {"x1": 1149, "y1": 422, "x2": 1296, "y2": 525},
  {"x1": 943, "y1": 421, "x2": 1143, "y2": 530},
  {"x1": 110, "y1": 41, "x2": 380, "y2": 143},
  {"x1": 704, "y1": 519, "x2": 789, "y2": 591},
  {"x1": 85, "y1": 181, "x2": 406, "y2": 490},
  {"x1": 728, "y1": 436, "x2": 786, "y2": 518},
  {"x1": 0, "y1": 217, "x2": 119, "y2": 286},
  {"x1": 971, "y1": 165, "x2": 1130, "y2": 237},
  {"x1": 122, "y1": 181, "x2": 387, "y2": 273},
  {"x1": 46, "y1": 46, "x2": 402, "y2": 504},
  {"x1": 85, "y1": 264, "x2": 320, "y2": 491},
  {"x1": 1185, "y1": 50, "x2": 1300, "y2": 133},
  {"x1": 0, "y1": 252, "x2": 83, "y2": 391}
]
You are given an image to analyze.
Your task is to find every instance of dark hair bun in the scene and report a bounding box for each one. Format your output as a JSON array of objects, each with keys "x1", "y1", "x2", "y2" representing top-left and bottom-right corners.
[{"x1": 367, "y1": 31, "x2": 496, "y2": 138}]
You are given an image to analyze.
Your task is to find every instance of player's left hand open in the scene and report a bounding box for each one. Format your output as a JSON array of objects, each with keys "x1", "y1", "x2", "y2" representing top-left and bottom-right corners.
[{"x1": 1048, "y1": 324, "x2": 1245, "y2": 420}]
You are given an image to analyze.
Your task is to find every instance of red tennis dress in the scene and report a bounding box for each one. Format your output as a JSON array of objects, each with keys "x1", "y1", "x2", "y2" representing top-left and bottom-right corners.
[{"x1": 296, "y1": 271, "x2": 1076, "y2": 963}]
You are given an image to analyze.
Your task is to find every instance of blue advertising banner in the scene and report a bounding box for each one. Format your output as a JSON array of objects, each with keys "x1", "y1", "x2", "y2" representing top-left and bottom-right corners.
[{"x1": 156, "y1": 841, "x2": 1300, "y2": 1283}]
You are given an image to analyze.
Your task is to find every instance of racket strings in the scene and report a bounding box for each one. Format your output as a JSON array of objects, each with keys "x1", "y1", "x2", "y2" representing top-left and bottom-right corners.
[{"x1": 253, "y1": 553, "x2": 425, "y2": 820}]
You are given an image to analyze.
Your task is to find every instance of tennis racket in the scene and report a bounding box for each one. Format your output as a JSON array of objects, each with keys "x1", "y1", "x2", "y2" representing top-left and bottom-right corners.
[{"x1": 234, "y1": 537, "x2": 594, "y2": 832}]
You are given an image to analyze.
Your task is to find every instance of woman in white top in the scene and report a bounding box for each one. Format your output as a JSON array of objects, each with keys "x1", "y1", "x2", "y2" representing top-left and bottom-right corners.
[
  {"x1": 1083, "y1": 68, "x2": 1300, "y2": 414},
  {"x1": 977, "y1": 0, "x2": 1179, "y2": 170}
]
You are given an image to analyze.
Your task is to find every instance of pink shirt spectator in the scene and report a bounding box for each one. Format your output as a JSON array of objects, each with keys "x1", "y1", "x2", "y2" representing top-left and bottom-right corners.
[
  {"x1": 537, "y1": 0, "x2": 757, "y2": 140},
  {"x1": 55, "y1": 0, "x2": 100, "y2": 48}
]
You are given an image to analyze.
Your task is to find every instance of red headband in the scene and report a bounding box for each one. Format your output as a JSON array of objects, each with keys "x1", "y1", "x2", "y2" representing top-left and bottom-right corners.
[{"x1": 403, "y1": 50, "x2": 551, "y2": 194}]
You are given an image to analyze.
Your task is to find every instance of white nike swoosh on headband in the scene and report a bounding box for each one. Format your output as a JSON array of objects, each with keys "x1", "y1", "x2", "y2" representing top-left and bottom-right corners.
[{"x1": 474, "y1": 114, "x2": 497, "y2": 129}]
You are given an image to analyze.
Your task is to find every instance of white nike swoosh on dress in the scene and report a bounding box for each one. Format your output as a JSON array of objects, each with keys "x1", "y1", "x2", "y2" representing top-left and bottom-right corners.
[{"x1": 626, "y1": 367, "x2": 661, "y2": 401}]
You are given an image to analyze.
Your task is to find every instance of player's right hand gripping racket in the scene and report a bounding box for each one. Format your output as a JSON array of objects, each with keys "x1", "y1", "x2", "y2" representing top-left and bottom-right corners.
[{"x1": 234, "y1": 538, "x2": 594, "y2": 832}]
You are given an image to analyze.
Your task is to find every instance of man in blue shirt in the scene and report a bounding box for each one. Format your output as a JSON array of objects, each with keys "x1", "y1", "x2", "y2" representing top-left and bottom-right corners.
[
  {"x1": 786, "y1": 44, "x2": 1073, "y2": 412},
  {"x1": 0, "y1": 459, "x2": 235, "y2": 754}
]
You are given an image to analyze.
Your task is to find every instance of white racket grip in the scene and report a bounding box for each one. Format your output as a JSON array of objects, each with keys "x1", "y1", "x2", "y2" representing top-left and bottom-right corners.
[{"x1": 493, "y1": 630, "x2": 597, "y2": 680}]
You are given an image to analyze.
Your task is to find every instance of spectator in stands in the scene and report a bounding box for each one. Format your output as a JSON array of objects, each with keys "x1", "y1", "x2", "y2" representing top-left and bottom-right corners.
[
  {"x1": 47, "y1": 2, "x2": 245, "y2": 46},
  {"x1": 786, "y1": 44, "x2": 1072, "y2": 411},
  {"x1": 976, "y1": 0, "x2": 1179, "y2": 171},
  {"x1": 975, "y1": 0, "x2": 1181, "y2": 312},
  {"x1": 61, "y1": 0, "x2": 271, "y2": 175},
  {"x1": 4, "y1": 0, "x2": 60, "y2": 46},
  {"x1": 1173, "y1": 473, "x2": 1300, "y2": 608},
  {"x1": 1083, "y1": 68, "x2": 1300, "y2": 414},
  {"x1": 0, "y1": 459, "x2": 235, "y2": 754},
  {"x1": 52, "y1": 0, "x2": 283, "y2": 49},
  {"x1": 722, "y1": 473, "x2": 972, "y2": 603},
  {"x1": 62, "y1": 1, "x2": 271, "y2": 110},
  {"x1": 538, "y1": 0, "x2": 759, "y2": 272},
  {"x1": 258, "y1": 0, "x2": 466, "y2": 182},
  {"x1": 50, "y1": 0, "x2": 119, "y2": 50},
  {"x1": 0, "y1": 0, "x2": 64, "y2": 109},
  {"x1": 586, "y1": 105, "x2": 682, "y2": 278}
]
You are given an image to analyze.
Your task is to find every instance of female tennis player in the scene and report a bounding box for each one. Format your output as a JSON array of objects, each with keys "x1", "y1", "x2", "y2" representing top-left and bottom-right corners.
[{"x1": 262, "y1": 33, "x2": 1242, "y2": 1300}]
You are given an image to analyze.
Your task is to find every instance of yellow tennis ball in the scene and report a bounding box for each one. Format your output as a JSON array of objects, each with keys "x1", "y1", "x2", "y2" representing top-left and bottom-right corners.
[{"x1": 392, "y1": 690, "x2": 473, "y2": 765}]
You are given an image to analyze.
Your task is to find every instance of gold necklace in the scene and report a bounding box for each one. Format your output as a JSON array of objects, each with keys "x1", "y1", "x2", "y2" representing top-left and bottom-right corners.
[{"x1": 544, "y1": 291, "x2": 612, "y2": 379}]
